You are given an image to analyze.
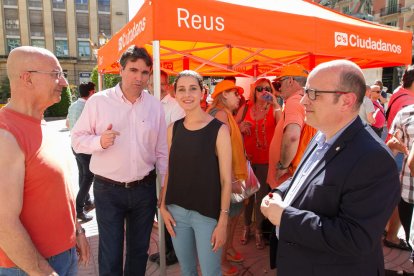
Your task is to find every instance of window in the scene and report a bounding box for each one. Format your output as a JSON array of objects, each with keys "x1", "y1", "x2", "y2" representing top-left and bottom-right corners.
[
  {"x1": 342, "y1": 6, "x2": 350, "y2": 14},
  {"x1": 31, "y1": 39, "x2": 45, "y2": 48},
  {"x1": 99, "y1": 14, "x2": 111, "y2": 36},
  {"x1": 387, "y1": 0, "x2": 398, "y2": 13},
  {"x1": 4, "y1": 0, "x2": 17, "y2": 5},
  {"x1": 78, "y1": 41, "x2": 91, "y2": 57},
  {"x1": 4, "y1": 8, "x2": 20, "y2": 36},
  {"x1": 29, "y1": 10, "x2": 44, "y2": 37},
  {"x1": 76, "y1": 12, "x2": 89, "y2": 38},
  {"x1": 75, "y1": 0, "x2": 88, "y2": 11},
  {"x1": 52, "y1": 0, "x2": 66, "y2": 10},
  {"x1": 53, "y1": 11, "x2": 67, "y2": 37},
  {"x1": 28, "y1": 0, "x2": 42, "y2": 8},
  {"x1": 7, "y1": 38, "x2": 20, "y2": 53},
  {"x1": 98, "y1": 0, "x2": 110, "y2": 12},
  {"x1": 55, "y1": 40, "x2": 68, "y2": 57}
]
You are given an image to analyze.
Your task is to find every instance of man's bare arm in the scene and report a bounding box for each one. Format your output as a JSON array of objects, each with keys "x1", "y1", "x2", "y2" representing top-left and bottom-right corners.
[
  {"x1": 279, "y1": 123, "x2": 302, "y2": 167},
  {"x1": 0, "y1": 129, "x2": 56, "y2": 275}
]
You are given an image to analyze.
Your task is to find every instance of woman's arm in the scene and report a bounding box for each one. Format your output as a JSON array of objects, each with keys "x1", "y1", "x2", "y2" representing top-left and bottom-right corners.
[{"x1": 211, "y1": 124, "x2": 232, "y2": 252}]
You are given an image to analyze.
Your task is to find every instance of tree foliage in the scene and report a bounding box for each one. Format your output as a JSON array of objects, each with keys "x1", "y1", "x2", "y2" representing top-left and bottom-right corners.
[
  {"x1": 0, "y1": 76, "x2": 10, "y2": 103},
  {"x1": 91, "y1": 66, "x2": 121, "y2": 90},
  {"x1": 45, "y1": 86, "x2": 72, "y2": 117}
]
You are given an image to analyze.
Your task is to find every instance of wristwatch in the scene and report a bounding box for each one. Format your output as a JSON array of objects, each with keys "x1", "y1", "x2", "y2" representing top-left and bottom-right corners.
[
  {"x1": 76, "y1": 227, "x2": 85, "y2": 236},
  {"x1": 277, "y1": 161, "x2": 289, "y2": 170}
]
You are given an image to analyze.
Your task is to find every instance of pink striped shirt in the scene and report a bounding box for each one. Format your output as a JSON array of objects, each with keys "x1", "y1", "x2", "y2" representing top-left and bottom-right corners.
[{"x1": 71, "y1": 84, "x2": 168, "y2": 182}]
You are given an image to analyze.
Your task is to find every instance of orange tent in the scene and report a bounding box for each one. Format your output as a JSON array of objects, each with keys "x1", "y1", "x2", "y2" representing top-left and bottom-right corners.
[
  {"x1": 97, "y1": 2, "x2": 412, "y2": 273},
  {"x1": 98, "y1": 0, "x2": 412, "y2": 77}
]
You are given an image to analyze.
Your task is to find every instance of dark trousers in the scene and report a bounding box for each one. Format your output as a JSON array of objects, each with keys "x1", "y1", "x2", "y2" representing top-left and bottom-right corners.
[
  {"x1": 398, "y1": 198, "x2": 414, "y2": 247},
  {"x1": 94, "y1": 175, "x2": 157, "y2": 276},
  {"x1": 244, "y1": 164, "x2": 270, "y2": 227},
  {"x1": 72, "y1": 149, "x2": 94, "y2": 214}
]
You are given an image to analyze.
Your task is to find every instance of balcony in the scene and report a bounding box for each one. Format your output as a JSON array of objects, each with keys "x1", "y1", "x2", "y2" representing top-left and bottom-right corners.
[{"x1": 380, "y1": 4, "x2": 402, "y2": 16}]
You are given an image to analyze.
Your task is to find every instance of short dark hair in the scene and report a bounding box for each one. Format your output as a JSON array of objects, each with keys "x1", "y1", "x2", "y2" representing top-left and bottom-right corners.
[
  {"x1": 119, "y1": 46, "x2": 152, "y2": 69},
  {"x1": 402, "y1": 65, "x2": 414, "y2": 89},
  {"x1": 337, "y1": 70, "x2": 365, "y2": 107},
  {"x1": 223, "y1": 76, "x2": 236, "y2": 83},
  {"x1": 173, "y1": 70, "x2": 203, "y2": 92},
  {"x1": 79, "y1": 82, "x2": 95, "y2": 98},
  {"x1": 374, "y1": 79, "x2": 383, "y2": 90}
]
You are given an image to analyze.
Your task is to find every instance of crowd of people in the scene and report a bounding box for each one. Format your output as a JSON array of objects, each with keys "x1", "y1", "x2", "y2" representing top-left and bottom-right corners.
[{"x1": 0, "y1": 44, "x2": 413, "y2": 276}]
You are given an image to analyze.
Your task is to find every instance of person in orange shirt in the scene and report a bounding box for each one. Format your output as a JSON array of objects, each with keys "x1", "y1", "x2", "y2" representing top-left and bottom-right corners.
[
  {"x1": 0, "y1": 46, "x2": 89, "y2": 275},
  {"x1": 267, "y1": 64, "x2": 309, "y2": 189}
]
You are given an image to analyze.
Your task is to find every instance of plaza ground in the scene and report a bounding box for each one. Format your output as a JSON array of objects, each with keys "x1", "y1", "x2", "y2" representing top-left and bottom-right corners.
[{"x1": 46, "y1": 119, "x2": 414, "y2": 275}]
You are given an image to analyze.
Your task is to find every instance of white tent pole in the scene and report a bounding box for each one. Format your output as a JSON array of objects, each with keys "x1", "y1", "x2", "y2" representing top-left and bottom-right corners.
[
  {"x1": 98, "y1": 73, "x2": 103, "y2": 91},
  {"x1": 153, "y1": 40, "x2": 167, "y2": 276}
]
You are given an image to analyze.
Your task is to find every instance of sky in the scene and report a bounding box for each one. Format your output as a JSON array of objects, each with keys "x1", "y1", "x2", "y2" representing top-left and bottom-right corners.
[{"x1": 128, "y1": 0, "x2": 144, "y2": 20}]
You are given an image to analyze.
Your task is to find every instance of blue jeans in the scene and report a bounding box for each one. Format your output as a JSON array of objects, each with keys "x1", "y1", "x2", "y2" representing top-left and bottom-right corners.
[
  {"x1": 167, "y1": 204, "x2": 222, "y2": 276},
  {"x1": 94, "y1": 176, "x2": 157, "y2": 276},
  {"x1": 0, "y1": 247, "x2": 78, "y2": 276},
  {"x1": 72, "y1": 149, "x2": 94, "y2": 214}
]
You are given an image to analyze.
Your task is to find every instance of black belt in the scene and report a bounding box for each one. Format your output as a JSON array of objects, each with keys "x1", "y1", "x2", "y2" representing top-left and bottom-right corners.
[{"x1": 94, "y1": 169, "x2": 156, "y2": 188}]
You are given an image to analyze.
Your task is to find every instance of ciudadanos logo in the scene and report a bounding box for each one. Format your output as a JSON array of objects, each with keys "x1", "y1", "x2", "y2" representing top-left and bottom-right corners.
[{"x1": 334, "y1": 32, "x2": 402, "y2": 54}]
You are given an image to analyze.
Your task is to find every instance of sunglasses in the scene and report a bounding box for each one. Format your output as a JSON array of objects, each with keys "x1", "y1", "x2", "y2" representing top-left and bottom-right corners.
[
  {"x1": 256, "y1": 86, "x2": 272, "y2": 93},
  {"x1": 372, "y1": 90, "x2": 381, "y2": 93},
  {"x1": 272, "y1": 82, "x2": 281, "y2": 91}
]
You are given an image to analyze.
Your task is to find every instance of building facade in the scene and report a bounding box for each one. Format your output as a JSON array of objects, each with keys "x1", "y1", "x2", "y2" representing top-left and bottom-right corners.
[
  {"x1": 315, "y1": 0, "x2": 414, "y2": 92},
  {"x1": 0, "y1": 0, "x2": 128, "y2": 91}
]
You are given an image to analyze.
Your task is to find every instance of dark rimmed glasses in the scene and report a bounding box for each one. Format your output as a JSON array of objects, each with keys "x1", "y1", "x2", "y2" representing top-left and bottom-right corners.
[
  {"x1": 256, "y1": 86, "x2": 271, "y2": 93},
  {"x1": 28, "y1": 70, "x2": 66, "y2": 79},
  {"x1": 303, "y1": 87, "x2": 352, "y2": 101}
]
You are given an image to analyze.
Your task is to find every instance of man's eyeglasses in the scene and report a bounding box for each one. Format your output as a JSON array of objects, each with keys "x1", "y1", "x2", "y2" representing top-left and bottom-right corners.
[
  {"x1": 372, "y1": 90, "x2": 381, "y2": 94},
  {"x1": 303, "y1": 88, "x2": 352, "y2": 101},
  {"x1": 28, "y1": 70, "x2": 66, "y2": 79},
  {"x1": 256, "y1": 86, "x2": 272, "y2": 93}
]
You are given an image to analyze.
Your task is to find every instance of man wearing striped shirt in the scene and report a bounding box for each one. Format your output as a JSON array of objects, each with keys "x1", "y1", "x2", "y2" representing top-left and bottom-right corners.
[{"x1": 388, "y1": 104, "x2": 414, "y2": 252}]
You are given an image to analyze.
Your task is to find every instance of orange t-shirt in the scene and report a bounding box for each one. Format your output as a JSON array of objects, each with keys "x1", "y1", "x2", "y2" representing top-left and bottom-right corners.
[
  {"x1": 267, "y1": 94, "x2": 305, "y2": 189},
  {"x1": 0, "y1": 108, "x2": 76, "y2": 268}
]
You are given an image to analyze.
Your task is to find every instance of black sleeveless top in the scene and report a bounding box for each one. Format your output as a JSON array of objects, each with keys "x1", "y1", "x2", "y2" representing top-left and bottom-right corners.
[{"x1": 165, "y1": 118, "x2": 223, "y2": 220}]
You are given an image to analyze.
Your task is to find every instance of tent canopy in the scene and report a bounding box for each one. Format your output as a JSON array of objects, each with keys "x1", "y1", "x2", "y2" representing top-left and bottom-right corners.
[{"x1": 98, "y1": 0, "x2": 412, "y2": 77}]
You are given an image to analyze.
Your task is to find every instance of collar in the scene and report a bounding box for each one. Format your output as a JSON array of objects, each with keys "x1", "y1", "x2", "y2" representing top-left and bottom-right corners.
[
  {"x1": 114, "y1": 83, "x2": 144, "y2": 103},
  {"x1": 322, "y1": 116, "x2": 358, "y2": 146}
]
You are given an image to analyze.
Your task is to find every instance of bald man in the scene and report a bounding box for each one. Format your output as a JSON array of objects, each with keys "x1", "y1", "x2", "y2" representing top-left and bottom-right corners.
[
  {"x1": 261, "y1": 60, "x2": 400, "y2": 276},
  {"x1": 0, "y1": 46, "x2": 89, "y2": 275}
]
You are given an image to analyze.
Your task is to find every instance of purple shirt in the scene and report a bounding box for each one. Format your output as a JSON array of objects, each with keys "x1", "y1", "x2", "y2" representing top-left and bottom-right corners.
[{"x1": 71, "y1": 83, "x2": 168, "y2": 182}]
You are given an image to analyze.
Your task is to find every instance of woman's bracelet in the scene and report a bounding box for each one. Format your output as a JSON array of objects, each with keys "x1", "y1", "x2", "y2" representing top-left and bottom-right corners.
[{"x1": 220, "y1": 209, "x2": 229, "y2": 214}]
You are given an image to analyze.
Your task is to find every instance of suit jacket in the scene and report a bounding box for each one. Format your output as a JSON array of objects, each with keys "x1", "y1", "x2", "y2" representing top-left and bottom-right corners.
[{"x1": 274, "y1": 117, "x2": 400, "y2": 276}]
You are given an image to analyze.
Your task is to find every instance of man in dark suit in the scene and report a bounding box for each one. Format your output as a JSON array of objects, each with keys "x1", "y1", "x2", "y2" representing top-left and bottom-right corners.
[{"x1": 261, "y1": 59, "x2": 400, "y2": 276}]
